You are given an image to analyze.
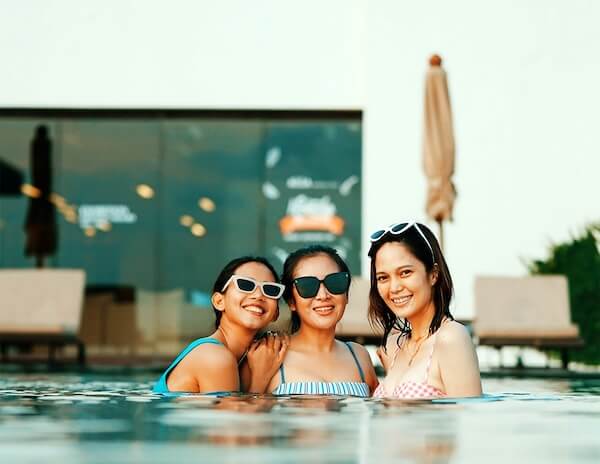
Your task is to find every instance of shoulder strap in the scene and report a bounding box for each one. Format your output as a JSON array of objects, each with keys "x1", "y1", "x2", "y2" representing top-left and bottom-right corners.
[
  {"x1": 424, "y1": 333, "x2": 438, "y2": 382},
  {"x1": 155, "y1": 337, "x2": 223, "y2": 393},
  {"x1": 345, "y1": 342, "x2": 366, "y2": 383},
  {"x1": 279, "y1": 363, "x2": 286, "y2": 384}
]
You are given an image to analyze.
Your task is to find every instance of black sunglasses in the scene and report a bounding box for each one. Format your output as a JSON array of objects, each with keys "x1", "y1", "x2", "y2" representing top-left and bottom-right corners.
[{"x1": 293, "y1": 272, "x2": 350, "y2": 299}]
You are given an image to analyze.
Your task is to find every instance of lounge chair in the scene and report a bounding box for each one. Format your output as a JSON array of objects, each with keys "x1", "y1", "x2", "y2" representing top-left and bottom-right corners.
[
  {"x1": 473, "y1": 275, "x2": 583, "y2": 368},
  {"x1": 0, "y1": 269, "x2": 86, "y2": 365}
]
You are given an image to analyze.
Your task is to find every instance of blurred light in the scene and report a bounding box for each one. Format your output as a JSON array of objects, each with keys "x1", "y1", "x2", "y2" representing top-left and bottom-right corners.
[
  {"x1": 64, "y1": 210, "x2": 78, "y2": 223},
  {"x1": 21, "y1": 184, "x2": 41, "y2": 198},
  {"x1": 50, "y1": 193, "x2": 66, "y2": 207},
  {"x1": 97, "y1": 221, "x2": 112, "y2": 232},
  {"x1": 59, "y1": 204, "x2": 76, "y2": 215},
  {"x1": 136, "y1": 184, "x2": 155, "y2": 199},
  {"x1": 180, "y1": 215, "x2": 194, "y2": 227},
  {"x1": 84, "y1": 227, "x2": 96, "y2": 237},
  {"x1": 198, "y1": 197, "x2": 215, "y2": 212},
  {"x1": 191, "y1": 223, "x2": 207, "y2": 237}
]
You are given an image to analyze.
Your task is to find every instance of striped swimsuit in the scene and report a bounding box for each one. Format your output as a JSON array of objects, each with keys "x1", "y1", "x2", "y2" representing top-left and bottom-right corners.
[
  {"x1": 272, "y1": 342, "x2": 370, "y2": 397},
  {"x1": 373, "y1": 333, "x2": 445, "y2": 399}
]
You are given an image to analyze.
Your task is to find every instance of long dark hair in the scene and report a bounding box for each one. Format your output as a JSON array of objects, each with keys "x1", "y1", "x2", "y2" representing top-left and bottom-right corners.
[
  {"x1": 212, "y1": 255, "x2": 279, "y2": 328},
  {"x1": 367, "y1": 223, "x2": 453, "y2": 349},
  {"x1": 281, "y1": 245, "x2": 351, "y2": 333}
]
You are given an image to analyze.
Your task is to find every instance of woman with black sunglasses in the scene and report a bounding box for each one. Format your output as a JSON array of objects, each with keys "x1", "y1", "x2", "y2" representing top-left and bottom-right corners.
[
  {"x1": 368, "y1": 222, "x2": 482, "y2": 399},
  {"x1": 153, "y1": 256, "x2": 288, "y2": 394},
  {"x1": 264, "y1": 245, "x2": 378, "y2": 396}
]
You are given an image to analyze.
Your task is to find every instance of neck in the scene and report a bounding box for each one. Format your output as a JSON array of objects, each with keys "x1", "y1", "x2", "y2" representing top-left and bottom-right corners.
[
  {"x1": 292, "y1": 324, "x2": 337, "y2": 352},
  {"x1": 211, "y1": 319, "x2": 257, "y2": 360},
  {"x1": 406, "y1": 300, "x2": 436, "y2": 339}
]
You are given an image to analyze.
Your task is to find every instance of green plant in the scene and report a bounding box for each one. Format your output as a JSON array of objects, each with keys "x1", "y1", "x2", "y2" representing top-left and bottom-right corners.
[{"x1": 528, "y1": 223, "x2": 600, "y2": 365}]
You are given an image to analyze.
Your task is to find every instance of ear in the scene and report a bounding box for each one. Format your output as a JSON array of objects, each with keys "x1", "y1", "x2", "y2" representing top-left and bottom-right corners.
[
  {"x1": 211, "y1": 292, "x2": 226, "y2": 312},
  {"x1": 430, "y1": 264, "x2": 439, "y2": 286}
]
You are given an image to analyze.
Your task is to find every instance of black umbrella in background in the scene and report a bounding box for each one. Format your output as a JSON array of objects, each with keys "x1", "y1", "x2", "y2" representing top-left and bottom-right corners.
[{"x1": 24, "y1": 125, "x2": 57, "y2": 268}]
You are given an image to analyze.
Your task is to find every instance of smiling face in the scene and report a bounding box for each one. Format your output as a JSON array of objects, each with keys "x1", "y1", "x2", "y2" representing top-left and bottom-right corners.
[
  {"x1": 213, "y1": 261, "x2": 279, "y2": 331},
  {"x1": 289, "y1": 253, "x2": 348, "y2": 331},
  {"x1": 374, "y1": 242, "x2": 437, "y2": 321}
]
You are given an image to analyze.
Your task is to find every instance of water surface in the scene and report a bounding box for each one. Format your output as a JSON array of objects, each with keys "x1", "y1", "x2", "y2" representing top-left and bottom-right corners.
[{"x1": 0, "y1": 374, "x2": 598, "y2": 463}]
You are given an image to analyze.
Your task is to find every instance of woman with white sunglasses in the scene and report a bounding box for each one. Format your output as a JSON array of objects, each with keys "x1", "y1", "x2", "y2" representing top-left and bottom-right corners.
[
  {"x1": 262, "y1": 245, "x2": 378, "y2": 396},
  {"x1": 154, "y1": 256, "x2": 288, "y2": 394},
  {"x1": 369, "y1": 222, "x2": 481, "y2": 399}
]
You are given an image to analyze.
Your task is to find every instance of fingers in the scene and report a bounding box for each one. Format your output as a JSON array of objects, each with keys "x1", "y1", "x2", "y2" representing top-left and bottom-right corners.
[
  {"x1": 248, "y1": 338, "x2": 266, "y2": 354},
  {"x1": 277, "y1": 340, "x2": 288, "y2": 363},
  {"x1": 272, "y1": 334, "x2": 281, "y2": 353}
]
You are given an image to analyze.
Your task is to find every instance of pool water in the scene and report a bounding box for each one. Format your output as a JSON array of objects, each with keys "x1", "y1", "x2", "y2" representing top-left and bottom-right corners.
[{"x1": 0, "y1": 373, "x2": 598, "y2": 463}]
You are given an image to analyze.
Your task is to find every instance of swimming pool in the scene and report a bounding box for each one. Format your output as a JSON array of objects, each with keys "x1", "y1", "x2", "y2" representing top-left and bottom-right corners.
[{"x1": 0, "y1": 373, "x2": 598, "y2": 463}]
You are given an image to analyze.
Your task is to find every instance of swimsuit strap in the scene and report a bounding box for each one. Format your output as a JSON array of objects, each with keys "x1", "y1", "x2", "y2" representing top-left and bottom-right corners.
[
  {"x1": 279, "y1": 363, "x2": 286, "y2": 384},
  {"x1": 423, "y1": 331, "x2": 439, "y2": 383},
  {"x1": 344, "y1": 342, "x2": 366, "y2": 383},
  {"x1": 153, "y1": 337, "x2": 224, "y2": 394}
]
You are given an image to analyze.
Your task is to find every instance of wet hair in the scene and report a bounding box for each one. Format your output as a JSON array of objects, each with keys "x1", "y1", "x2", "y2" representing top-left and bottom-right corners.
[
  {"x1": 281, "y1": 245, "x2": 351, "y2": 333},
  {"x1": 367, "y1": 223, "x2": 454, "y2": 349},
  {"x1": 212, "y1": 255, "x2": 279, "y2": 328}
]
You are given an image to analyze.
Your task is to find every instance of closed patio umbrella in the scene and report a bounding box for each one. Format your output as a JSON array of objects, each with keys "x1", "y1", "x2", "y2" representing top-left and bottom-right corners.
[
  {"x1": 24, "y1": 125, "x2": 57, "y2": 268},
  {"x1": 422, "y1": 54, "x2": 456, "y2": 251}
]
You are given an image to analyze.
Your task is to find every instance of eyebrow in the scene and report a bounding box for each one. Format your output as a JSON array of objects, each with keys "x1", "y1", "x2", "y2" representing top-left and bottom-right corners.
[{"x1": 376, "y1": 265, "x2": 413, "y2": 275}]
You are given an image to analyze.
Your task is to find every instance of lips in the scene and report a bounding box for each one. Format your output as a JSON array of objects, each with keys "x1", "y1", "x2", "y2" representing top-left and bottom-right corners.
[
  {"x1": 391, "y1": 295, "x2": 412, "y2": 306},
  {"x1": 312, "y1": 305, "x2": 335, "y2": 315},
  {"x1": 242, "y1": 304, "x2": 267, "y2": 316}
]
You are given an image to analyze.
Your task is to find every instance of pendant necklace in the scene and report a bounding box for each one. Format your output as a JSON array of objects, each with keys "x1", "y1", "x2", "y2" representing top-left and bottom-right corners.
[{"x1": 407, "y1": 333, "x2": 429, "y2": 366}]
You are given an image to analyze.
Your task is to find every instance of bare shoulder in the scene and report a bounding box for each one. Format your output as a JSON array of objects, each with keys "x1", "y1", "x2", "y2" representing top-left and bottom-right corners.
[
  {"x1": 436, "y1": 320, "x2": 474, "y2": 348},
  {"x1": 180, "y1": 341, "x2": 237, "y2": 370},
  {"x1": 346, "y1": 341, "x2": 372, "y2": 363}
]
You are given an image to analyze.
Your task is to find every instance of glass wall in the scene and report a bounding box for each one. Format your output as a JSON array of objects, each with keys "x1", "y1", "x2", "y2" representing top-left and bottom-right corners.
[{"x1": 0, "y1": 113, "x2": 361, "y2": 355}]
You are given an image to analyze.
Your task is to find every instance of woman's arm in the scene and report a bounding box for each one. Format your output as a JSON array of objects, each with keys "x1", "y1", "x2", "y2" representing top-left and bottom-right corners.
[
  {"x1": 436, "y1": 322, "x2": 482, "y2": 397},
  {"x1": 169, "y1": 343, "x2": 240, "y2": 393}
]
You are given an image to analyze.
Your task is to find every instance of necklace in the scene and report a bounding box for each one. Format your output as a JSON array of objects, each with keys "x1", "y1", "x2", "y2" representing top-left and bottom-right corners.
[{"x1": 407, "y1": 333, "x2": 429, "y2": 366}]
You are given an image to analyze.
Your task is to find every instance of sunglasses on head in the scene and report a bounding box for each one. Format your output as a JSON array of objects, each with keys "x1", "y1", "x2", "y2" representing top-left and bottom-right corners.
[
  {"x1": 221, "y1": 275, "x2": 285, "y2": 299},
  {"x1": 293, "y1": 271, "x2": 350, "y2": 299},
  {"x1": 369, "y1": 221, "x2": 435, "y2": 260}
]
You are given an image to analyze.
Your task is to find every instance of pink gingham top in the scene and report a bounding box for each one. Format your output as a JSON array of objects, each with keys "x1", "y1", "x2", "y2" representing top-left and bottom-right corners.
[{"x1": 373, "y1": 333, "x2": 445, "y2": 400}]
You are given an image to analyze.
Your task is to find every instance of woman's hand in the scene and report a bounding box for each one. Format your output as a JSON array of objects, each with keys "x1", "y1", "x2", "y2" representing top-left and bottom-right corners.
[{"x1": 246, "y1": 332, "x2": 289, "y2": 393}]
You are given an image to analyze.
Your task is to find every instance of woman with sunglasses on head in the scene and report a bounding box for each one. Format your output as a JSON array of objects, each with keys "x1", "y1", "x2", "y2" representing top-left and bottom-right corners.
[
  {"x1": 369, "y1": 221, "x2": 481, "y2": 399},
  {"x1": 153, "y1": 256, "x2": 288, "y2": 394},
  {"x1": 264, "y1": 245, "x2": 378, "y2": 397}
]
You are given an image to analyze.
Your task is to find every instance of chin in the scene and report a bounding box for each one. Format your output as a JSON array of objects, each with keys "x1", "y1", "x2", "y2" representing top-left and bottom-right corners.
[{"x1": 388, "y1": 305, "x2": 415, "y2": 320}]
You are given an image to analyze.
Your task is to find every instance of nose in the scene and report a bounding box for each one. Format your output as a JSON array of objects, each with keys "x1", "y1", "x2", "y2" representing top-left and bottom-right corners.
[
  {"x1": 389, "y1": 276, "x2": 404, "y2": 294},
  {"x1": 314, "y1": 281, "x2": 330, "y2": 299},
  {"x1": 248, "y1": 284, "x2": 265, "y2": 300}
]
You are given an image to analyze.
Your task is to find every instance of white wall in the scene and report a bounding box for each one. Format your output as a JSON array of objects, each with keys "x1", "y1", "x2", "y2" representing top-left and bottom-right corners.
[
  {"x1": 364, "y1": 0, "x2": 600, "y2": 316},
  {"x1": 2, "y1": 0, "x2": 599, "y2": 317},
  {"x1": 0, "y1": 0, "x2": 365, "y2": 109}
]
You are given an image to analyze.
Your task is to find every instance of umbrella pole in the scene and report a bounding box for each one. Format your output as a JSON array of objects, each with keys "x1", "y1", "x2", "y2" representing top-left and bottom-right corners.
[{"x1": 437, "y1": 219, "x2": 444, "y2": 253}]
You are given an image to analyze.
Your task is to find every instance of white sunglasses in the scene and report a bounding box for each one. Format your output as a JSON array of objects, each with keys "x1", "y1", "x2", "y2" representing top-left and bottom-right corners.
[
  {"x1": 221, "y1": 275, "x2": 285, "y2": 299},
  {"x1": 369, "y1": 221, "x2": 435, "y2": 260}
]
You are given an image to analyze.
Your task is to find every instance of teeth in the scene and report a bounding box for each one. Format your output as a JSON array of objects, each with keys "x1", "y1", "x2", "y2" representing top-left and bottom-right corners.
[
  {"x1": 392, "y1": 296, "x2": 411, "y2": 305},
  {"x1": 313, "y1": 306, "x2": 334, "y2": 313},
  {"x1": 244, "y1": 306, "x2": 265, "y2": 315}
]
